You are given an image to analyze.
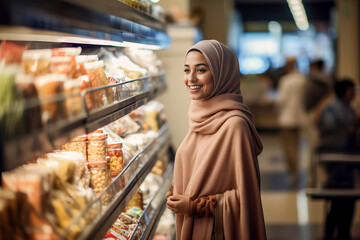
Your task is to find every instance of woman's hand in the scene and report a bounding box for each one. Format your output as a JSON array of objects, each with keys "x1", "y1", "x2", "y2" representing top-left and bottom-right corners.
[{"x1": 166, "y1": 195, "x2": 190, "y2": 215}]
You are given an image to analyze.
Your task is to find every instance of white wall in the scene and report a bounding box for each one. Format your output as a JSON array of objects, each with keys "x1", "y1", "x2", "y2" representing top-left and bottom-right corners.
[{"x1": 156, "y1": 26, "x2": 196, "y2": 149}]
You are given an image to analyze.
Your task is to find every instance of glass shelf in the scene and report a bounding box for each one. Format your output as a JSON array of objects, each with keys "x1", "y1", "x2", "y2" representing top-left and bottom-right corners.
[
  {"x1": 66, "y1": 123, "x2": 170, "y2": 240},
  {"x1": 1, "y1": 73, "x2": 167, "y2": 172}
]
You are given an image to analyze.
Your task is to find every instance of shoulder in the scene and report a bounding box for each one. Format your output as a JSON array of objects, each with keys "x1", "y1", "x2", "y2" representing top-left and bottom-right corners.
[{"x1": 221, "y1": 116, "x2": 251, "y2": 134}]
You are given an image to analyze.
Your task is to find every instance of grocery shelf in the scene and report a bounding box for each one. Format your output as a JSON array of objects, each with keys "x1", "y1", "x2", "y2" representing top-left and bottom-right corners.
[
  {"x1": 0, "y1": 0, "x2": 170, "y2": 48},
  {"x1": 0, "y1": 74, "x2": 167, "y2": 173},
  {"x1": 130, "y1": 162, "x2": 173, "y2": 240},
  {"x1": 306, "y1": 188, "x2": 360, "y2": 199},
  {"x1": 72, "y1": 123, "x2": 171, "y2": 240}
]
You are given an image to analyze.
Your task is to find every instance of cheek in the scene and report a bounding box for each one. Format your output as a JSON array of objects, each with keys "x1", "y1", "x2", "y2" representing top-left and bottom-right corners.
[{"x1": 183, "y1": 75, "x2": 188, "y2": 85}]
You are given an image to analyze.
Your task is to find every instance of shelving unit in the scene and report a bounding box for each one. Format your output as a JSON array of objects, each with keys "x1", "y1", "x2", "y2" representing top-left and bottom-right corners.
[
  {"x1": 0, "y1": 0, "x2": 173, "y2": 239},
  {"x1": 73, "y1": 124, "x2": 171, "y2": 240},
  {"x1": 306, "y1": 152, "x2": 360, "y2": 200}
]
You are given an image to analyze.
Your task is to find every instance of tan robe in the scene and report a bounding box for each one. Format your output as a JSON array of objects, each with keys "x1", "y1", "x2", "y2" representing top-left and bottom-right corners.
[{"x1": 173, "y1": 40, "x2": 267, "y2": 240}]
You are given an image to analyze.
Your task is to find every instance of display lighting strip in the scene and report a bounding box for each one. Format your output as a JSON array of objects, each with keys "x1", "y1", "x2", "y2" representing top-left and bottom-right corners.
[{"x1": 287, "y1": 0, "x2": 309, "y2": 31}]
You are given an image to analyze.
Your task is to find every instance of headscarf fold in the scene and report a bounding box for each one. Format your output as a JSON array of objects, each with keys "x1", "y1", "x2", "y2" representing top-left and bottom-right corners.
[{"x1": 174, "y1": 40, "x2": 266, "y2": 239}]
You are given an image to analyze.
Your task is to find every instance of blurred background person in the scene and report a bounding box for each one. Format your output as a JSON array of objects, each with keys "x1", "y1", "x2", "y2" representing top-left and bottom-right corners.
[
  {"x1": 303, "y1": 59, "x2": 334, "y2": 187},
  {"x1": 275, "y1": 57, "x2": 307, "y2": 187},
  {"x1": 317, "y1": 78, "x2": 358, "y2": 240}
]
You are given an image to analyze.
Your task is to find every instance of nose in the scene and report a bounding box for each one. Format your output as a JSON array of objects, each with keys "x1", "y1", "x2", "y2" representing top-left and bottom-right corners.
[{"x1": 188, "y1": 71, "x2": 196, "y2": 82}]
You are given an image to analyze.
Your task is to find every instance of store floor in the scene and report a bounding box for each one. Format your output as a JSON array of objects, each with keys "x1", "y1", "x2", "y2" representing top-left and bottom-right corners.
[{"x1": 258, "y1": 132, "x2": 360, "y2": 240}]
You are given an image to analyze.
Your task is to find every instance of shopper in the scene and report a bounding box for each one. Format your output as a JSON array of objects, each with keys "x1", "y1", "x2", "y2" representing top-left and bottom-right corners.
[
  {"x1": 166, "y1": 40, "x2": 266, "y2": 239},
  {"x1": 303, "y1": 59, "x2": 334, "y2": 187},
  {"x1": 318, "y1": 79, "x2": 358, "y2": 240},
  {"x1": 275, "y1": 57, "x2": 307, "y2": 187}
]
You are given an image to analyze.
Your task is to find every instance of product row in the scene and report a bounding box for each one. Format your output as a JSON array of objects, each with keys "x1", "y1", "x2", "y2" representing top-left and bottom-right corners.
[
  {"x1": 103, "y1": 156, "x2": 174, "y2": 240},
  {"x1": 0, "y1": 41, "x2": 164, "y2": 138},
  {"x1": 0, "y1": 100, "x2": 170, "y2": 240}
]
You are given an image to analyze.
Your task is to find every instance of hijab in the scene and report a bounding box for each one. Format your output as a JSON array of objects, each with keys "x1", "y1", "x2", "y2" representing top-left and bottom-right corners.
[{"x1": 173, "y1": 40, "x2": 266, "y2": 239}]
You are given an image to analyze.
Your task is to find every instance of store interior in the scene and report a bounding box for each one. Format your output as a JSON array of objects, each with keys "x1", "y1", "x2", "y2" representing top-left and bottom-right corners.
[
  {"x1": 156, "y1": 0, "x2": 360, "y2": 240},
  {"x1": 0, "y1": 0, "x2": 359, "y2": 239}
]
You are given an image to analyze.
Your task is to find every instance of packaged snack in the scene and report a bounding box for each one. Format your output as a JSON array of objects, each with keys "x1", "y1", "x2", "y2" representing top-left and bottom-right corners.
[
  {"x1": 15, "y1": 72, "x2": 42, "y2": 133},
  {"x1": 50, "y1": 56, "x2": 73, "y2": 75},
  {"x1": 0, "y1": 41, "x2": 28, "y2": 64},
  {"x1": 45, "y1": 150, "x2": 88, "y2": 187},
  {"x1": 51, "y1": 47, "x2": 82, "y2": 57},
  {"x1": 21, "y1": 49, "x2": 52, "y2": 76},
  {"x1": 87, "y1": 132, "x2": 108, "y2": 162},
  {"x1": 1, "y1": 165, "x2": 56, "y2": 239},
  {"x1": 73, "y1": 55, "x2": 98, "y2": 78},
  {"x1": 34, "y1": 74, "x2": 66, "y2": 124},
  {"x1": 0, "y1": 188, "x2": 29, "y2": 239},
  {"x1": 125, "y1": 206, "x2": 143, "y2": 219},
  {"x1": 125, "y1": 190, "x2": 143, "y2": 211},
  {"x1": 0, "y1": 66, "x2": 25, "y2": 137},
  {"x1": 87, "y1": 161, "x2": 111, "y2": 196},
  {"x1": 62, "y1": 134, "x2": 87, "y2": 159},
  {"x1": 64, "y1": 79, "x2": 83, "y2": 118},
  {"x1": 107, "y1": 142, "x2": 123, "y2": 176},
  {"x1": 84, "y1": 60, "x2": 113, "y2": 111}
]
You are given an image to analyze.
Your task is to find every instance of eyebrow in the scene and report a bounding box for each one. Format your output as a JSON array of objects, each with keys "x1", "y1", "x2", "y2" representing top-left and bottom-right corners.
[{"x1": 184, "y1": 63, "x2": 209, "y2": 67}]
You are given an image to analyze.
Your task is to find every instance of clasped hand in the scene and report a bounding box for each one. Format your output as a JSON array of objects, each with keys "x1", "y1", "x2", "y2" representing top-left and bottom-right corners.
[{"x1": 166, "y1": 194, "x2": 190, "y2": 215}]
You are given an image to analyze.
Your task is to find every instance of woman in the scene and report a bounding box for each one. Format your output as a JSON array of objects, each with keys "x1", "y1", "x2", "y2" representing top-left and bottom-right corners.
[{"x1": 166, "y1": 40, "x2": 267, "y2": 239}]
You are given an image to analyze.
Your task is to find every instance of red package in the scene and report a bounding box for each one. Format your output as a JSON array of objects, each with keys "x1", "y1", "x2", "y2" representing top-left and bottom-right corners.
[{"x1": 0, "y1": 41, "x2": 28, "y2": 64}]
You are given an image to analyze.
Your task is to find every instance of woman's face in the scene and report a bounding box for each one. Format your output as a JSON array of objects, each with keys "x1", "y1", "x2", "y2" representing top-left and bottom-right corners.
[{"x1": 183, "y1": 50, "x2": 214, "y2": 100}]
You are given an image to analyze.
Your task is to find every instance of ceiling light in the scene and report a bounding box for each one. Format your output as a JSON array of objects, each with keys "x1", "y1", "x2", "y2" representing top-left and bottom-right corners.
[{"x1": 287, "y1": 0, "x2": 309, "y2": 31}]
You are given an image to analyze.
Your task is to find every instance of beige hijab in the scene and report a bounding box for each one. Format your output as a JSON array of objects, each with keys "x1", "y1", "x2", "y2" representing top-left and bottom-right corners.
[{"x1": 173, "y1": 40, "x2": 266, "y2": 239}]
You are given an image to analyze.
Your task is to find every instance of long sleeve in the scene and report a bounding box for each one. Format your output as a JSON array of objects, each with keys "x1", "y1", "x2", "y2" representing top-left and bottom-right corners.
[{"x1": 189, "y1": 195, "x2": 217, "y2": 217}]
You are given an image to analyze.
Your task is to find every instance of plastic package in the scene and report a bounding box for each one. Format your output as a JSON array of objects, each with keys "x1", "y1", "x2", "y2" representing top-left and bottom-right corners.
[
  {"x1": 50, "y1": 56, "x2": 73, "y2": 75},
  {"x1": 62, "y1": 134, "x2": 87, "y2": 160},
  {"x1": 2, "y1": 165, "x2": 56, "y2": 239},
  {"x1": 21, "y1": 49, "x2": 52, "y2": 76},
  {"x1": 87, "y1": 132, "x2": 108, "y2": 162},
  {"x1": 87, "y1": 161, "x2": 111, "y2": 202},
  {"x1": 51, "y1": 47, "x2": 82, "y2": 57},
  {"x1": 44, "y1": 150, "x2": 89, "y2": 188},
  {"x1": 0, "y1": 41, "x2": 28, "y2": 64},
  {"x1": 64, "y1": 78, "x2": 83, "y2": 118},
  {"x1": 107, "y1": 142, "x2": 123, "y2": 177},
  {"x1": 34, "y1": 73, "x2": 66, "y2": 124},
  {"x1": 84, "y1": 60, "x2": 113, "y2": 110}
]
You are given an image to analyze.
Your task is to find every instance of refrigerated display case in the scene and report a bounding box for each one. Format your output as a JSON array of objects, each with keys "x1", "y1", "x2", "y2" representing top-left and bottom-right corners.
[{"x1": 0, "y1": 0, "x2": 173, "y2": 239}]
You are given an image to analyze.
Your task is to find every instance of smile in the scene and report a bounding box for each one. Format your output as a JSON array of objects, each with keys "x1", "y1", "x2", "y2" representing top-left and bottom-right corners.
[{"x1": 188, "y1": 85, "x2": 202, "y2": 91}]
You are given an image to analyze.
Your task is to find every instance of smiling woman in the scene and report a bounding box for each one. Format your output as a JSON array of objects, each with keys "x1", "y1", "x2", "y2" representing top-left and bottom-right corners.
[
  {"x1": 167, "y1": 40, "x2": 266, "y2": 240},
  {"x1": 183, "y1": 50, "x2": 214, "y2": 100}
]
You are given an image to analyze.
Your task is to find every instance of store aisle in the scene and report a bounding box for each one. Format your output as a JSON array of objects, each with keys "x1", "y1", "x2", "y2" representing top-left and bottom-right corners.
[{"x1": 258, "y1": 132, "x2": 360, "y2": 240}]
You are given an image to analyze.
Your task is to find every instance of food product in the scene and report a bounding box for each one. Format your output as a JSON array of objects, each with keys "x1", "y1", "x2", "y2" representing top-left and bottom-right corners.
[
  {"x1": 73, "y1": 55, "x2": 98, "y2": 78},
  {"x1": 34, "y1": 74, "x2": 66, "y2": 124},
  {"x1": 125, "y1": 206, "x2": 143, "y2": 219},
  {"x1": 51, "y1": 47, "x2": 82, "y2": 57},
  {"x1": 124, "y1": 189, "x2": 143, "y2": 212},
  {"x1": 87, "y1": 161, "x2": 111, "y2": 196},
  {"x1": 2, "y1": 165, "x2": 56, "y2": 239},
  {"x1": 0, "y1": 188, "x2": 29, "y2": 239},
  {"x1": 50, "y1": 56, "x2": 73, "y2": 75},
  {"x1": 0, "y1": 66, "x2": 25, "y2": 137},
  {"x1": 15, "y1": 72, "x2": 42, "y2": 133},
  {"x1": 0, "y1": 41, "x2": 28, "y2": 64},
  {"x1": 107, "y1": 142, "x2": 123, "y2": 176},
  {"x1": 21, "y1": 49, "x2": 52, "y2": 76},
  {"x1": 62, "y1": 134, "x2": 87, "y2": 159},
  {"x1": 64, "y1": 79, "x2": 83, "y2": 118},
  {"x1": 87, "y1": 132, "x2": 108, "y2": 162},
  {"x1": 84, "y1": 60, "x2": 113, "y2": 111}
]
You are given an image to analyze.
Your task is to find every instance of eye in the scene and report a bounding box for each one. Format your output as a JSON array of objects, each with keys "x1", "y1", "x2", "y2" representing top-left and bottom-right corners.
[
  {"x1": 184, "y1": 69, "x2": 190, "y2": 73},
  {"x1": 197, "y1": 68, "x2": 206, "y2": 73}
]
